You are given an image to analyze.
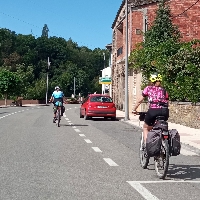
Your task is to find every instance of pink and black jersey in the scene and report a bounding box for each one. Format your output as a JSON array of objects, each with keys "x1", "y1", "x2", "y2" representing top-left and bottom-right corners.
[{"x1": 142, "y1": 86, "x2": 169, "y2": 109}]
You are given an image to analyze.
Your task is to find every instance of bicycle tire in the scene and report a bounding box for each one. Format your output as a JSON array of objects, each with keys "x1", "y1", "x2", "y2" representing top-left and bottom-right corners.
[
  {"x1": 154, "y1": 139, "x2": 169, "y2": 179},
  {"x1": 139, "y1": 132, "x2": 149, "y2": 169},
  {"x1": 57, "y1": 109, "x2": 60, "y2": 127}
]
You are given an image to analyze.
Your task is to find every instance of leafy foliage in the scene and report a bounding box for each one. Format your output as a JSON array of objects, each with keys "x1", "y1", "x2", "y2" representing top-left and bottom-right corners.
[
  {"x1": 0, "y1": 27, "x2": 108, "y2": 100},
  {"x1": 0, "y1": 69, "x2": 22, "y2": 98}
]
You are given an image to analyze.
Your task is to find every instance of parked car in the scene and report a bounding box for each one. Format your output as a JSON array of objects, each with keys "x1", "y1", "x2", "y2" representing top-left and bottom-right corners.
[{"x1": 80, "y1": 94, "x2": 116, "y2": 120}]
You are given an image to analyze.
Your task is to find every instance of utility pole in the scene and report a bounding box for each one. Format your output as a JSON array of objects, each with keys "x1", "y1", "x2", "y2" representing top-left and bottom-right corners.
[
  {"x1": 125, "y1": 0, "x2": 129, "y2": 121},
  {"x1": 46, "y1": 57, "x2": 51, "y2": 105},
  {"x1": 103, "y1": 52, "x2": 105, "y2": 69},
  {"x1": 74, "y1": 77, "x2": 76, "y2": 97}
]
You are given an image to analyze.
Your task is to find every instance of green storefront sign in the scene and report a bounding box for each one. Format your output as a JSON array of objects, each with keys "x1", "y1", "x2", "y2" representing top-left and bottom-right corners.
[{"x1": 99, "y1": 77, "x2": 112, "y2": 84}]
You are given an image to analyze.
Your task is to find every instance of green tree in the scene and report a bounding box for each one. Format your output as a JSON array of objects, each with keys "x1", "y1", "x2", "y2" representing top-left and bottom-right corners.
[
  {"x1": 41, "y1": 24, "x2": 49, "y2": 38},
  {"x1": 129, "y1": 0, "x2": 181, "y2": 81},
  {"x1": 0, "y1": 69, "x2": 22, "y2": 105}
]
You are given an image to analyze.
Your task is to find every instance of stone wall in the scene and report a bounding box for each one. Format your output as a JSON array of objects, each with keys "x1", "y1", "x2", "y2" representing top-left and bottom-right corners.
[
  {"x1": 169, "y1": 102, "x2": 200, "y2": 129},
  {"x1": 0, "y1": 99, "x2": 46, "y2": 106},
  {"x1": 140, "y1": 102, "x2": 200, "y2": 129}
]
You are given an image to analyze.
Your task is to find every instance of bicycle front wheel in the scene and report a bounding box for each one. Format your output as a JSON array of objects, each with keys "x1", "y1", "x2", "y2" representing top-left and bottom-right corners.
[{"x1": 154, "y1": 139, "x2": 169, "y2": 179}]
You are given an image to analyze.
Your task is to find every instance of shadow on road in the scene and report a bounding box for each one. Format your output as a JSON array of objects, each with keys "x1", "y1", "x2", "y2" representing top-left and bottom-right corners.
[
  {"x1": 60, "y1": 124, "x2": 89, "y2": 127},
  {"x1": 167, "y1": 164, "x2": 200, "y2": 180},
  {"x1": 90, "y1": 118, "x2": 120, "y2": 121},
  {"x1": 0, "y1": 112, "x2": 8, "y2": 114}
]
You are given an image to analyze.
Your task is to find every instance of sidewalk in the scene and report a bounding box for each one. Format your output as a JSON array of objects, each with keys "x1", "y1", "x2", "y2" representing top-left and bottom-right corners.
[{"x1": 116, "y1": 110, "x2": 200, "y2": 151}]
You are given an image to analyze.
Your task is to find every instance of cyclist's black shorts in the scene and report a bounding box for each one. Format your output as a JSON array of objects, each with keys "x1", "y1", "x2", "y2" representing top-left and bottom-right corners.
[{"x1": 144, "y1": 108, "x2": 169, "y2": 126}]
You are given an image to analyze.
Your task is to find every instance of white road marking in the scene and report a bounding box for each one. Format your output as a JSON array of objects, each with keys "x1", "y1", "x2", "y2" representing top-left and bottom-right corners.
[
  {"x1": 92, "y1": 147, "x2": 102, "y2": 153},
  {"x1": 79, "y1": 134, "x2": 86, "y2": 137},
  {"x1": 103, "y1": 158, "x2": 118, "y2": 166},
  {"x1": 8, "y1": 114, "x2": 11, "y2": 116},
  {"x1": 75, "y1": 107, "x2": 77, "y2": 108},
  {"x1": 69, "y1": 123, "x2": 73, "y2": 125},
  {"x1": 63, "y1": 113, "x2": 66, "y2": 117},
  {"x1": 18, "y1": 111, "x2": 21, "y2": 112},
  {"x1": 65, "y1": 118, "x2": 69, "y2": 120},
  {"x1": 15, "y1": 112, "x2": 17, "y2": 113},
  {"x1": 74, "y1": 129, "x2": 81, "y2": 132},
  {"x1": 84, "y1": 139, "x2": 92, "y2": 143},
  {"x1": 67, "y1": 121, "x2": 71, "y2": 123},
  {"x1": 72, "y1": 126, "x2": 77, "y2": 129},
  {"x1": 181, "y1": 148, "x2": 198, "y2": 156},
  {"x1": 11, "y1": 113, "x2": 14, "y2": 114},
  {"x1": 22, "y1": 110, "x2": 24, "y2": 112},
  {"x1": 127, "y1": 182, "x2": 159, "y2": 200},
  {"x1": 37, "y1": 107, "x2": 40, "y2": 108},
  {"x1": 69, "y1": 108, "x2": 72, "y2": 109},
  {"x1": 32, "y1": 108, "x2": 34, "y2": 109},
  {"x1": 128, "y1": 180, "x2": 200, "y2": 183},
  {"x1": 26, "y1": 109, "x2": 29, "y2": 110}
]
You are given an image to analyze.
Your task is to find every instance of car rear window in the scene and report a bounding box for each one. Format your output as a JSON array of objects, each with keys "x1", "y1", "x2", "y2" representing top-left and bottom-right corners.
[{"x1": 90, "y1": 96, "x2": 113, "y2": 103}]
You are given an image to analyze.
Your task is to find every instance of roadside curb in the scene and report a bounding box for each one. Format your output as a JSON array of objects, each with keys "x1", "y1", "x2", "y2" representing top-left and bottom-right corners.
[{"x1": 119, "y1": 118, "x2": 200, "y2": 155}]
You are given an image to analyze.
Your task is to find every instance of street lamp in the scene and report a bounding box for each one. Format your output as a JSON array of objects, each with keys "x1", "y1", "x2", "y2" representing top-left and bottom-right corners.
[{"x1": 125, "y1": 0, "x2": 129, "y2": 121}]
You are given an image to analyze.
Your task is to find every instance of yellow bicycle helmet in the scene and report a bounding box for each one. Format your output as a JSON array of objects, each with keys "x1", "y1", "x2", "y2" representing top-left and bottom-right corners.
[{"x1": 149, "y1": 73, "x2": 162, "y2": 82}]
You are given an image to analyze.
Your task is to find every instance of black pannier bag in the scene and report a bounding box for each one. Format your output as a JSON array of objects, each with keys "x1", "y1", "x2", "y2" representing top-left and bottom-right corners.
[
  {"x1": 169, "y1": 129, "x2": 181, "y2": 156},
  {"x1": 146, "y1": 129, "x2": 162, "y2": 157}
]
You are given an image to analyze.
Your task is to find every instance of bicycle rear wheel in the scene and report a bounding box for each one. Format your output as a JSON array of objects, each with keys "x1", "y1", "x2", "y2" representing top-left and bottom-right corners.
[
  {"x1": 57, "y1": 109, "x2": 60, "y2": 127},
  {"x1": 154, "y1": 139, "x2": 169, "y2": 179},
  {"x1": 139, "y1": 132, "x2": 149, "y2": 169}
]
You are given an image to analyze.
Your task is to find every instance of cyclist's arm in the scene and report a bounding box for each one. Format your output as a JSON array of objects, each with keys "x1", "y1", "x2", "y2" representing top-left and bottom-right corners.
[
  {"x1": 132, "y1": 87, "x2": 148, "y2": 112},
  {"x1": 49, "y1": 93, "x2": 54, "y2": 102},
  {"x1": 132, "y1": 95, "x2": 145, "y2": 112}
]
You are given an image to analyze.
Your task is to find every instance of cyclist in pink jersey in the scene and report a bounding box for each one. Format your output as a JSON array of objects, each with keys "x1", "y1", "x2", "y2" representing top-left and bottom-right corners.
[{"x1": 132, "y1": 73, "x2": 169, "y2": 143}]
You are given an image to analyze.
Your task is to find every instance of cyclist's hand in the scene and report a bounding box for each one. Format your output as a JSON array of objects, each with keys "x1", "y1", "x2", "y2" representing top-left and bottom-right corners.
[{"x1": 132, "y1": 110, "x2": 137, "y2": 115}]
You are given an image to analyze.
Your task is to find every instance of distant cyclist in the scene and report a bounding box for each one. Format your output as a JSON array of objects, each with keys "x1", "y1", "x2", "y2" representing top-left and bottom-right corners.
[
  {"x1": 49, "y1": 86, "x2": 65, "y2": 122},
  {"x1": 132, "y1": 73, "x2": 169, "y2": 144}
]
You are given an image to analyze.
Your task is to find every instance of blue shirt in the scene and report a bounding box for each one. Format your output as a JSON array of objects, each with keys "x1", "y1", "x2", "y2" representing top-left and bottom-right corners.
[{"x1": 52, "y1": 91, "x2": 64, "y2": 99}]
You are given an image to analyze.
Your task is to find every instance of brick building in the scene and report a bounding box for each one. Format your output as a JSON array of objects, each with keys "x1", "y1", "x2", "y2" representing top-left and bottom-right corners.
[{"x1": 111, "y1": 0, "x2": 200, "y2": 112}]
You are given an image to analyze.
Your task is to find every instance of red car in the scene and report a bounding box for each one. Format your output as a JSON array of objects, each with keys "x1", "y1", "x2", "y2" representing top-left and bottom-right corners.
[{"x1": 80, "y1": 94, "x2": 116, "y2": 120}]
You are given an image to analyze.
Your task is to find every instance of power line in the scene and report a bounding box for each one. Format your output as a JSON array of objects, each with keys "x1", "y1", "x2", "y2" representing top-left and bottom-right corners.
[
  {"x1": 0, "y1": 11, "x2": 98, "y2": 49},
  {"x1": 172, "y1": 0, "x2": 200, "y2": 18}
]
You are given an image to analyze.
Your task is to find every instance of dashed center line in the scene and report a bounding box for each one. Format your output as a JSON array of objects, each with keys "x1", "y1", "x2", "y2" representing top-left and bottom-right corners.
[
  {"x1": 79, "y1": 134, "x2": 86, "y2": 137},
  {"x1": 74, "y1": 129, "x2": 81, "y2": 132},
  {"x1": 103, "y1": 158, "x2": 118, "y2": 166},
  {"x1": 72, "y1": 126, "x2": 77, "y2": 128},
  {"x1": 92, "y1": 147, "x2": 102, "y2": 153},
  {"x1": 84, "y1": 139, "x2": 92, "y2": 143}
]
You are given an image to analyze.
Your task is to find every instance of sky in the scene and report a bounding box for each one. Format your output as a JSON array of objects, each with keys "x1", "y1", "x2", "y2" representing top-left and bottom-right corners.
[{"x1": 0, "y1": 0, "x2": 123, "y2": 50}]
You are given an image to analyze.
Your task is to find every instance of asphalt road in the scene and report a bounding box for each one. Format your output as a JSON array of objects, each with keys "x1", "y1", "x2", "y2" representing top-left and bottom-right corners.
[{"x1": 0, "y1": 104, "x2": 200, "y2": 200}]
